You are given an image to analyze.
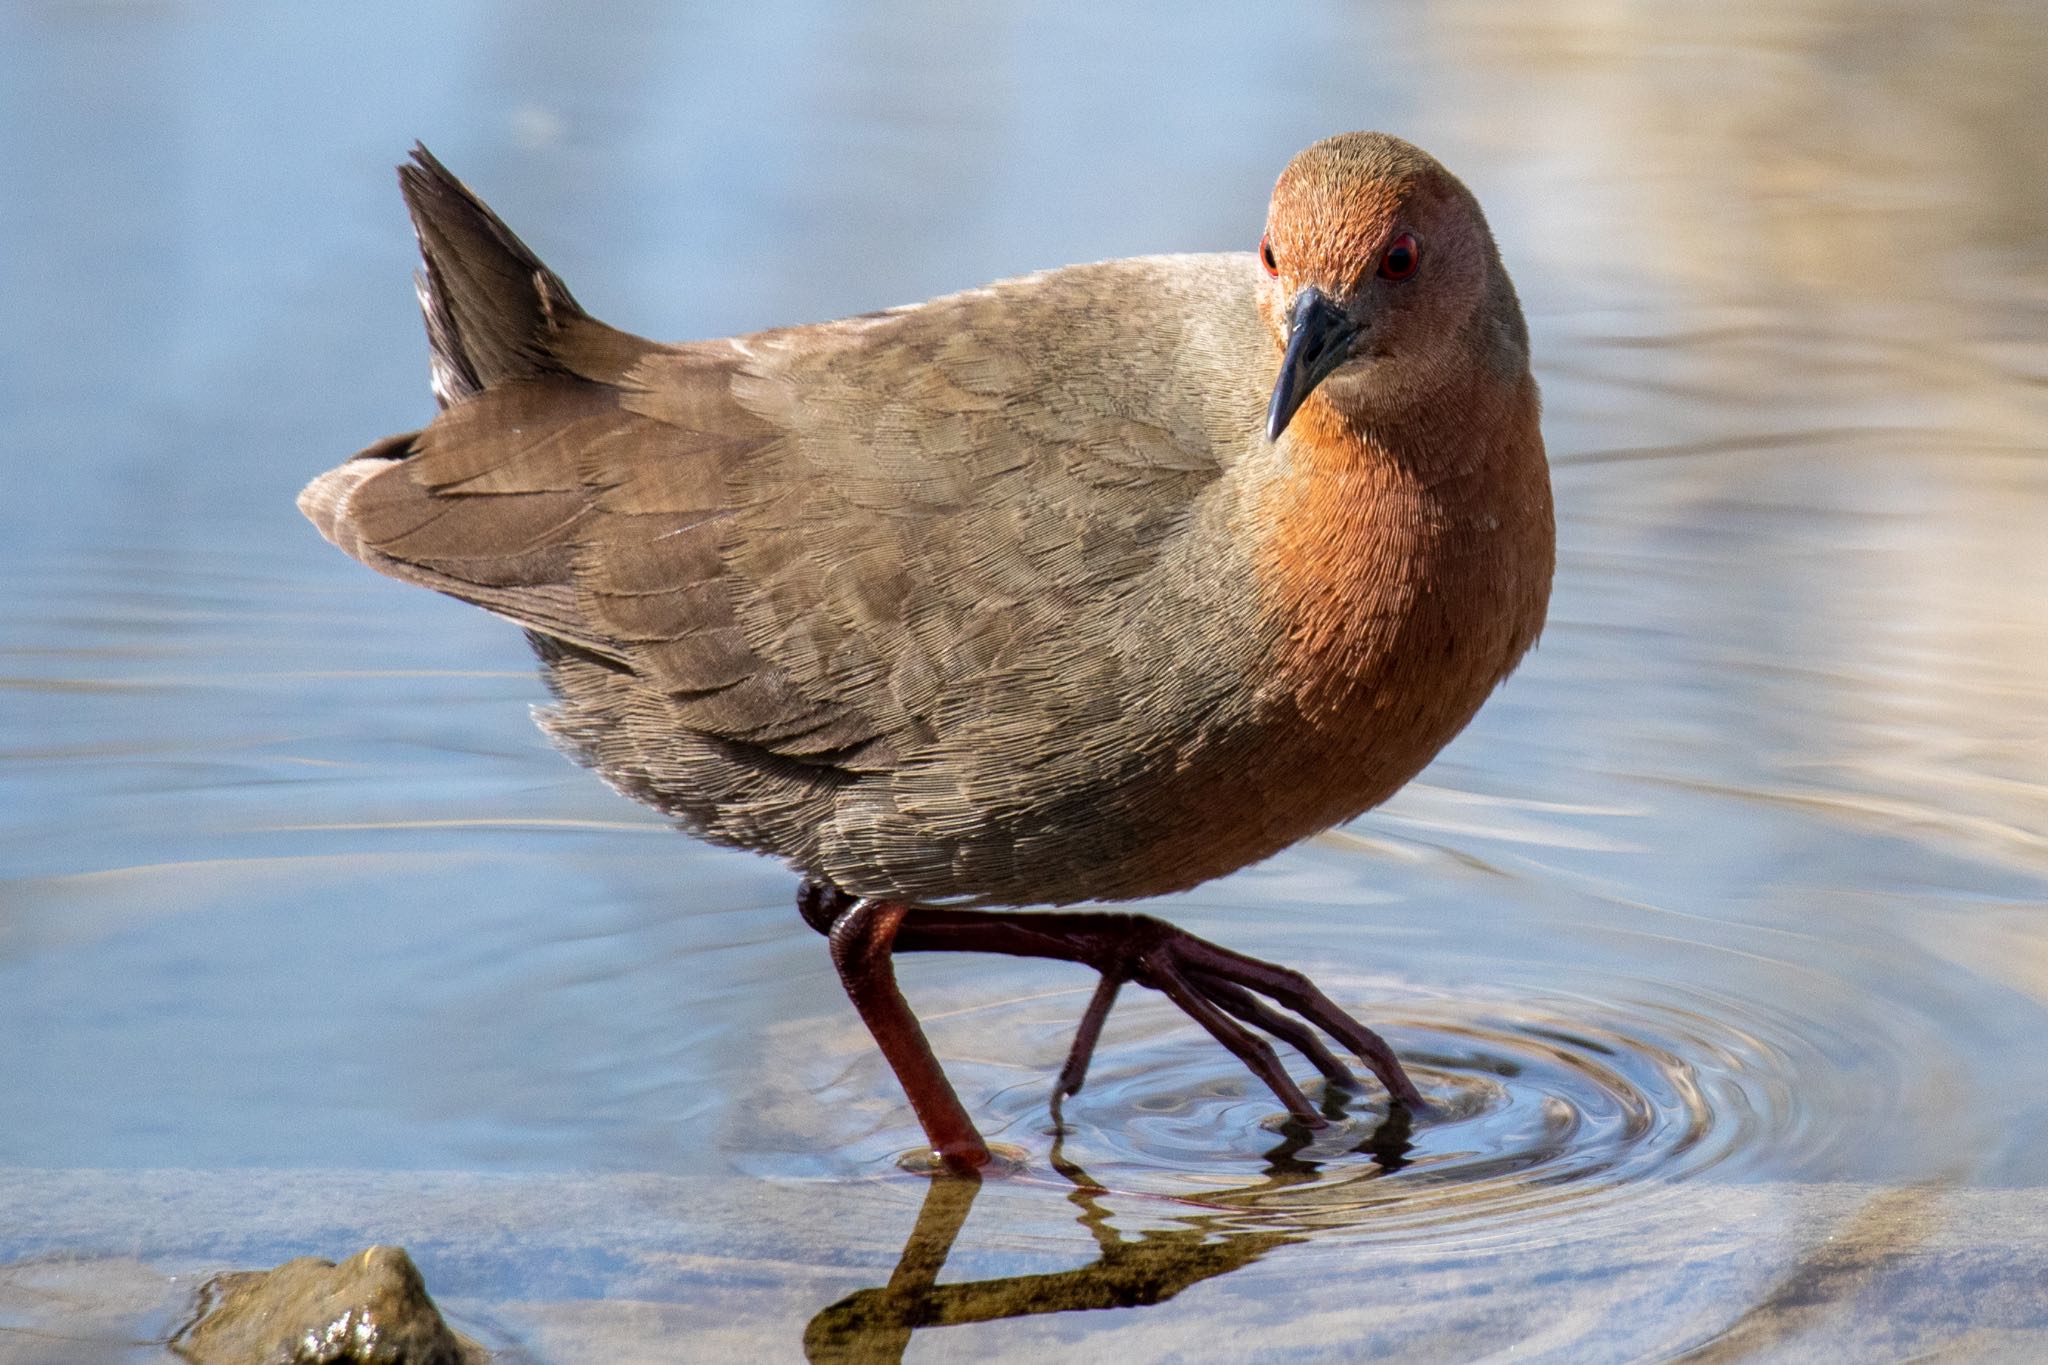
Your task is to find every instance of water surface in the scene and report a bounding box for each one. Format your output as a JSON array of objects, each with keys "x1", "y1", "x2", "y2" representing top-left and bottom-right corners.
[{"x1": 4, "y1": 2, "x2": 2047, "y2": 1360}]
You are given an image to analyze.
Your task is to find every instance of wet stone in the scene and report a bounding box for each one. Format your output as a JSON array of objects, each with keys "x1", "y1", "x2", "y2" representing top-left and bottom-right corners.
[{"x1": 171, "y1": 1246, "x2": 485, "y2": 1365}]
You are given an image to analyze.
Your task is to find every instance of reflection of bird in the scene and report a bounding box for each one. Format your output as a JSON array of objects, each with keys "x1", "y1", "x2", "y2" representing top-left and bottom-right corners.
[
  {"x1": 302, "y1": 132, "x2": 1553, "y2": 1172},
  {"x1": 802, "y1": 1166, "x2": 1285, "y2": 1364},
  {"x1": 803, "y1": 1107, "x2": 1413, "y2": 1363}
]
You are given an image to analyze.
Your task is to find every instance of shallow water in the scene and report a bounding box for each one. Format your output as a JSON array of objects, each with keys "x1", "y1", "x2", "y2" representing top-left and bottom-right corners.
[{"x1": 4, "y1": 1, "x2": 2048, "y2": 1360}]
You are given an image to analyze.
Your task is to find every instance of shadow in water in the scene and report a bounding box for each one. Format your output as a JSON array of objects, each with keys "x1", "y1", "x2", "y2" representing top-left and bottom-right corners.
[{"x1": 803, "y1": 1104, "x2": 1413, "y2": 1363}]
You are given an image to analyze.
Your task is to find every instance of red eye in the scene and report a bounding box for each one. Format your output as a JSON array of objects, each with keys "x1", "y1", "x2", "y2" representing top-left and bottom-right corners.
[
  {"x1": 1378, "y1": 231, "x2": 1420, "y2": 281},
  {"x1": 1259, "y1": 233, "x2": 1279, "y2": 277}
]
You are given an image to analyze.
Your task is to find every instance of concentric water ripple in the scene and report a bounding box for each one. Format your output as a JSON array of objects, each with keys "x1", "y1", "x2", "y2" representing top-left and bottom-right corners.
[{"x1": 940, "y1": 976, "x2": 1868, "y2": 1246}]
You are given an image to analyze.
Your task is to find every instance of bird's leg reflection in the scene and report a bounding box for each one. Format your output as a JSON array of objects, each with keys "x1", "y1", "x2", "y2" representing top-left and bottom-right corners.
[
  {"x1": 803, "y1": 1170, "x2": 983, "y2": 1364},
  {"x1": 801, "y1": 1168, "x2": 1293, "y2": 1364},
  {"x1": 802, "y1": 1109, "x2": 1415, "y2": 1363},
  {"x1": 1255, "y1": 1094, "x2": 1416, "y2": 1184}
]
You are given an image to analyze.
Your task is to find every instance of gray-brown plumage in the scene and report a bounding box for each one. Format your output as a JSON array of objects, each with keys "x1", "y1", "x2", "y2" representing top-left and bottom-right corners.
[{"x1": 302, "y1": 136, "x2": 1553, "y2": 1167}]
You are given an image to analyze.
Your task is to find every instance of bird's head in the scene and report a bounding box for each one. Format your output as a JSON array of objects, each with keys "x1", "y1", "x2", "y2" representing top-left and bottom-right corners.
[{"x1": 1257, "y1": 132, "x2": 1523, "y2": 442}]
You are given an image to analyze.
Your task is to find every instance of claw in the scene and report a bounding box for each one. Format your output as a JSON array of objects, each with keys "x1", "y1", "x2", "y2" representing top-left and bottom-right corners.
[
  {"x1": 1191, "y1": 969, "x2": 1359, "y2": 1088},
  {"x1": 814, "y1": 892, "x2": 1426, "y2": 1157},
  {"x1": 1042, "y1": 919, "x2": 1419, "y2": 1124},
  {"x1": 1173, "y1": 936, "x2": 1425, "y2": 1109}
]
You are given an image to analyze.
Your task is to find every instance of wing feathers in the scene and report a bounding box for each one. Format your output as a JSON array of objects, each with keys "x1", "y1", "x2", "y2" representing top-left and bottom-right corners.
[{"x1": 307, "y1": 252, "x2": 1256, "y2": 815}]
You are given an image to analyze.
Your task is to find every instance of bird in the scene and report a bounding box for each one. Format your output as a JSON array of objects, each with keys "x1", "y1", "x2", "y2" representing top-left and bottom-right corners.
[{"x1": 301, "y1": 132, "x2": 1554, "y2": 1173}]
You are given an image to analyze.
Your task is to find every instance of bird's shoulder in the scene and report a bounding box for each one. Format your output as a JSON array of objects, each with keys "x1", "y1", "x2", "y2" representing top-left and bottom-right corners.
[{"x1": 647, "y1": 251, "x2": 1271, "y2": 482}]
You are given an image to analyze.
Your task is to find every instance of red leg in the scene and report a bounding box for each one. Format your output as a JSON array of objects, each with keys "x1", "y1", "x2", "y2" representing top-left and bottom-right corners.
[
  {"x1": 825, "y1": 897, "x2": 992, "y2": 1173},
  {"x1": 1056, "y1": 975, "x2": 1123, "y2": 1099},
  {"x1": 800, "y1": 882, "x2": 1424, "y2": 1146},
  {"x1": 890, "y1": 907, "x2": 1425, "y2": 1111}
]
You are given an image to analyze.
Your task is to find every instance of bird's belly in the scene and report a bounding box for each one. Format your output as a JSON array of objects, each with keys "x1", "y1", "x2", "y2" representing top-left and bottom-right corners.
[
  {"x1": 1125, "y1": 595, "x2": 1522, "y2": 896},
  {"x1": 849, "y1": 559, "x2": 1531, "y2": 909}
]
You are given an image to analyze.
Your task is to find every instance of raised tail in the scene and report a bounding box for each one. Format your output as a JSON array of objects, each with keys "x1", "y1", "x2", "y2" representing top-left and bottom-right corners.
[
  {"x1": 398, "y1": 143, "x2": 590, "y2": 407},
  {"x1": 300, "y1": 144, "x2": 648, "y2": 599}
]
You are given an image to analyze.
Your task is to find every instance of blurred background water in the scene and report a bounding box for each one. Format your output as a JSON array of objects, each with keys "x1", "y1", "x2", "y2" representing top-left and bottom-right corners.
[{"x1": 3, "y1": 1, "x2": 2047, "y2": 1360}]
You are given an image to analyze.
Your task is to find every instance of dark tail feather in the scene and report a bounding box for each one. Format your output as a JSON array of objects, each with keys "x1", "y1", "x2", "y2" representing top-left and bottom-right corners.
[{"x1": 398, "y1": 143, "x2": 589, "y2": 407}]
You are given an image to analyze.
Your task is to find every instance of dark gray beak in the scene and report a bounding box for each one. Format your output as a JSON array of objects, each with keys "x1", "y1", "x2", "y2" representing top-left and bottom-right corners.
[{"x1": 1266, "y1": 286, "x2": 1362, "y2": 442}]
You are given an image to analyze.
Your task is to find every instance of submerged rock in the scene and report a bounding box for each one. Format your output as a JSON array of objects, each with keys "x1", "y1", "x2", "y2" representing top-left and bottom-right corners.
[{"x1": 172, "y1": 1245, "x2": 486, "y2": 1364}]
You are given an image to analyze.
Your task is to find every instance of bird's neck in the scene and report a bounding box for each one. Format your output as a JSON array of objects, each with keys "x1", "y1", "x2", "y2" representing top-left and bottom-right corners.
[{"x1": 1252, "y1": 364, "x2": 1553, "y2": 727}]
